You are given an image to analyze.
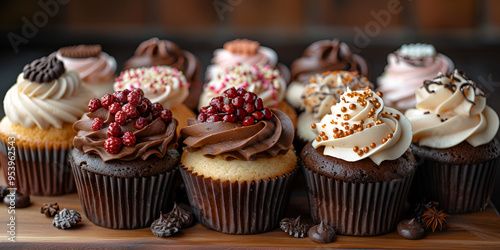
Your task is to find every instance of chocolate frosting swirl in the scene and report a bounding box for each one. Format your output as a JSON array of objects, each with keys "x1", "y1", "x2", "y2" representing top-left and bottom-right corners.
[
  {"x1": 73, "y1": 108, "x2": 178, "y2": 162},
  {"x1": 181, "y1": 109, "x2": 294, "y2": 161},
  {"x1": 123, "y1": 38, "x2": 200, "y2": 83},
  {"x1": 23, "y1": 56, "x2": 65, "y2": 83},
  {"x1": 291, "y1": 39, "x2": 369, "y2": 82}
]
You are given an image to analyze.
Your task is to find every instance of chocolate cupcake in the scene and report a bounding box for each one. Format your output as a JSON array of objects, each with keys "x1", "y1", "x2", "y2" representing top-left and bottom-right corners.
[
  {"x1": 180, "y1": 89, "x2": 297, "y2": 234},
  {"x1": 301, "y1": 88, "x2": 416, "y2": 236},
  {"x1": 286, "y1": 39, "x2": 369, "y2": 109},
  {"x1": 405, "y1": 70, "x2": 499, "y2": 213},
  {"x1": 0, "y1": 56, "x2": 91, "y2": 195},
  {"x1": 124, "y1": 38, "x2": 202, "y2": 111},
  {"x1": 71, "y1": 90, "x2": 179, "y2": 229}
]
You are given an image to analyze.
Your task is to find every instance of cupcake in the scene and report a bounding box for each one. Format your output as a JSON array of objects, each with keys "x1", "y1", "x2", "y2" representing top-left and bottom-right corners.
[
  {"x1": 377, "y1": 43, "x2": 454, "y2": 111},
  {"x1": 124, "y1": 38, "x2": 202, "y2": 111},
  {"x1": 0, "y1": 56, "x2": 90, "y2": 195},
  {"x1": 301, "y1": 88, "x2": 416, "y2": 236},
  {"x1": 55, "y1": 44, "x2": 117, "y2": 98},
  {"x1": 199, "y1": 64, "x2": 297, "y2": 127},
  {"x1": 286, "y1": 39, "x2": 369, "y2": 109},
  {"x1": 296, "y1": 71, "x2": 373, "y2": 150},
  {"x1": 205, "y1": 39, "x2": 290, "y2": 82},
  {"x1": 71, "y1": 90, "x2": 179, "y2": 229},
  {"x1": 113, "y1": 66, "x2": 196, "y2": 136},
  {"x1": 180, "y1": 89, "x2": 297, "y2": 234},
  {"x1": 405, "y1": 70, "x2": 499, "y2": 214}
]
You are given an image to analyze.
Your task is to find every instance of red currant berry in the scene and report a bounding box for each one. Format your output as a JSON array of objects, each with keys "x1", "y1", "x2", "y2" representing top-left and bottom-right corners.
[
  {"x1": 91, "y1": 117, "x2": 103, "y2": 131},
  {"x1": 100, "y1": 94, "x2": 114, "y2": 108},
  {"x1": 199, "y1": 106, "x2": 208, "y2": 114},
  {"x1": 127, "y1": 91, "x2": 141, "y2": 105},
  {"x1": 243, "y1": 103, "x2": 256, "y2": 114},
  {"x1": 236, "y1": 108, "x2": 246, "y2": 121},
  {"x1": 252, "y1": 111, "x2": 264, "y2": 120},
  {"x1": 122, "y1": 103, "x2": 138, "y2": 118},
  {"x1": 243, "y1": 92, "x2": 256, "y2": 103},
  {"x1": 223, "y1": 87, "x2": 237, "y2": 98},
  {"x1": 222, "y1": 104, "x2": 235, "y2": 114},
  {"x1": 262, "y1": 108, "x2": 273, "y2": 120},
  {"x1": 104, "y1": 137, "x2": 122, "y2": 154},
  {"x1": 115, "y1": 111, "x2": 127, "y2": 125},
  {"x1": 113, "y1": 91, "x2": 127, "y2": 103},
  {"x1": 88, "y1": 98, "x2": 101, "y2": 112},
  {"x1": 134, "y1": 117, "x2": 148, "y2": 130},
  {"x1": 143, "y1": 98, "x2": 152, "y2": 108},
  {"x1": 211, "y1": 98, "x2": 223, "y2": 111},
  {"x1": 206, "y1": 105, "x2": 218, "y2": 114},
  {"x1": 160, "y1": 109, "x2": 173, "y2": 123},
  {"x1": 255, "y1": 98, "x2": 264, "y2": 110},
  {"x1": 122, "y1": 89, "x2": 131, "y2": 96},
  {"x1": 151, "y1": 102, "x2": 164, "y2": 112},
  {"x1": 237, "y1": 87, "x2": 247, "y2": 96},
  {"x1": 107, "y1": 122, "x2": 122, "y2": 137},
  {"x1": 197, "y1": 113, "x2": 208, "y2": 123},
  {"x1": 122, "y1": 131, "x2": 136, "y2": 147},
  {"x1": 232, "y1": 96, "x2": 244, "y2": 108},
  {"x1": 242, "y1": 116, "x2": 255, "y2": 126},
  {"x1": 207, "y1": 114, "x2": 222, "y2": 122},
  {"x1": 108, "y1": 103, "x2": 122, "y2": 114},
  {"x1": 132, "y1": 88, "x2": 144, "y2": 97},
  {"x1": 223, "y1": 114, "x2": 237, "y2": 123},
  {"x1": 137, "y1": 100, "x2": 149, "y2": 114}
]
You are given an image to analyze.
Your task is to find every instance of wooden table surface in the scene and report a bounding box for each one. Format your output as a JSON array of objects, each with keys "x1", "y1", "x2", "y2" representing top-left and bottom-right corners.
[{"x1": 1, "y1": 175, "x2": 499, "y2": 249}]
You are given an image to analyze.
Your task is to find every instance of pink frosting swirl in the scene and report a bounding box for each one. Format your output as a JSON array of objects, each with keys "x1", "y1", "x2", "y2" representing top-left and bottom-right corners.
[{"x1": 55, "y1": 49, "x2": 116, "y2": 84}]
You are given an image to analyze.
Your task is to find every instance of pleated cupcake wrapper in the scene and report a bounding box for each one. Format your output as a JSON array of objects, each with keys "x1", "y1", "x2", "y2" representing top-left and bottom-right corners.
[
  {"x1": 415, "y1": 158, "x2": 499, "y2": 214},
  {"x1": 302, "y1": 165, "x2": 414, "y2": 236},
  {"x1": 71, "y1": 160, "x2": 177, "y2": 229},
  {"x1": 179, "y1": 166, "x2": 298, "y2": 235},
  {"x1": 0, "y1": 140, "x2": 75, "y2": 195}
]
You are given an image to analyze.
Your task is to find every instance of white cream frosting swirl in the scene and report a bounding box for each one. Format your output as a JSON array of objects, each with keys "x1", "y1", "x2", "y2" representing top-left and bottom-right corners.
[
  {"x1": 114, "y1": 66, "x2": 189, "y2": 109},
  {"x1": 4, "y1": 71, "x2": 91, "y2": 129},
  {"x1": 199, "y1": 64, "x2": 286, "y2": 109},
  {"x1": 404, "y1": 70, "x2": 499, "y2": 148},
  {"x1": 55, "y1": 50, "x2": 116, "y2": 84},
  {"x1": 312, "y1": 88, "x2": 413, "y2": 165},
  {"x1": 377, "y1": 43, "x2": 454, "y2": 110}
]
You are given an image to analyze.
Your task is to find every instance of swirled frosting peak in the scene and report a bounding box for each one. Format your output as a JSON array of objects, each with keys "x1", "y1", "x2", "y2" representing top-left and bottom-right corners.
[
  {"x1": 23, "y1": 55, "x2": 65, "y2": 83},
  {"x1": 377, "y1": 43, "x2": 454, "y2": 110},
  {"x1": 4, "y1": 57, "x2": 90, "y2": 130},
  {"x1": 73, "y1": 90, "x2": 178, "y2": 162},
  {"x1": 405, "y1": 70, "x2": 499, "y2": 148},
  {"x1": 114, "y1": 66, "x2": 189, "y2": 109},
  {"x1": 312, "y1": 88, "x2": 412, "y2": 165},
  {"x1": 199, "y1": 64, "x2": 286, "y2": 109}
]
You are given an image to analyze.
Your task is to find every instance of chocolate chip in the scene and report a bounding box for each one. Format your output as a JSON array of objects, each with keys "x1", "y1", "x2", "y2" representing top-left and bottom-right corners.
[
  {"x1": 280, "y1": 216, "x2": 310, "y2": 238},
  {"x1": 3, "y1": 190, "x2": 30, "y2": 208},
  {"x1": 397, "y1": 218, "x2": 425, "y2": 240},
  {"x1": 308, "y1": 221, "x2": 336, "y2": 244}
]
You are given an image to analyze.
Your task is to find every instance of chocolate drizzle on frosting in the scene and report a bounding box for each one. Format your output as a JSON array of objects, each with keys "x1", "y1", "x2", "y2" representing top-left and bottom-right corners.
[
  {"x1": 423, "y1": 70, "x2": 485, "y2": 105},
  {"x1": 181, "y1": 109, "x2": 294, "y2": 161},
  {"x1": 59, "y1": 45, "x2": 102, "y2": 58},
  {"x1": 22, "y1": 56, "x2": 65, "y2": 83}
]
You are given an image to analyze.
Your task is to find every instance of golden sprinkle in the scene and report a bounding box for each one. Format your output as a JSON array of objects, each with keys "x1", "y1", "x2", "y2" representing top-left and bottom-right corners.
[
  {"x1": 331, "y1": 146, "x2": 335, "y2": 148},
  {"x1": 357, "y1": 151, "x2": 364, "y2": 156},
  {"x1": 333, "y1": 134, "x2": 339, "y2": 139},
  {"x1": 359, "y1": 120, "x2": 364, "y2": 124},
  {"x1": 372, "y1": 98, "x2": 378, "y2": 102},
  {"x1": 319, "y1": 131, "x2": 325, "y2": 136},
  {"x1": 353, "y1": 146, "x2": 359, "y2": 152},
  {"x1": 367, "y1": 112, "x2": 374, "y2": 117},
  {"x1": 336, "y1": 114, "x2": 341, "y2": 117},
  {"x1": 341, "y1": 107, "x2": 347, "y2": 112},
  {"x1": 363, "y1": 147, "x2": 369, "y2": 153},
  {"x1": 311, "y1": 123, "x2": 316, "y2": 129},
  {"x1": 374, "y1": 102, "x2": 381, "y2": 108},
  {"x1": 370, "y1": 108, "x2": 375, "y2": 113},
  {"x1": 382, "y1": 138, "x2": 388, "y2": 144},
  {"x1": 366, "y1": 124, "x2": 372, "y2": 128},
  {"x1": 349, "y1": 104, "x2": 356, "y2": 110},
  {"x1": 322, "y1": 135, "x2": 328, "y2": 140},
  {"x1": 343, "y1": 114, "x2": 351, "y2": 120},
  {"x1": 370, "y1": 143, "x2": 376, "y2": 148},
  {"x1": 322, "y1": 124, "x2": 326, "y2": 128},
  {"x1": 333, "y1": 127, "x2": 339, "y2": 133},
  {"x1": 309, "y1": 77, "x2": 317, "y2": 83},
  {"x1": 357, "y1": 127, "x2": 363, "y2": 132},
  {"x1": 348, "y1": 129, "x2": 354, "y2": 135},
  {"x1": 365, "y1": 86, "x2": 371, "y2": 90},
  {"x1": 376, "y1": 91, "x2": 383, "y2": 98},
  {"x1": 376, "y1": 120, "x2": 382, "y2": 125},
  {"x1": 316, "y1": 136, "x2": 321, "y2": 142},
  {"x1": 344, "y1": 126, "x2": 349, "y2": 130},
  {"x1": 387, "y1": 133, "x2": 393, "y2": 138},
  {"x1": 351, "y1": 124, "x2": 358, "y2": 130},
  {"x1": 393, "y1": 114, "x2": 400, "y2": 120}
]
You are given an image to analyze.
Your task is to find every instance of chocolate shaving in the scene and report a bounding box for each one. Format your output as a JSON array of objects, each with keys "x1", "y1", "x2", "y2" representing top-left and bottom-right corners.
[
  {"x1": 23, "y1": 55, "x2": 65, "y2": 83},
  {"x1": 53, "y1": 208, "x2": 81, "y2": 229},
  {"x1": 41, "y1": 202, "x2": 60, "y2": 217},
  {"x1": 280, "y1": 216, "x2": 310, "y2": 238},
  {"x1": 169, "y1": 202, "x2": 193, "y2": 228},
  {"x1": 59, "y1": 44, "x2": 102, "y2": 58},
  {"x1": 150, "y1": 212, "x2": 181, "y2": 237}
]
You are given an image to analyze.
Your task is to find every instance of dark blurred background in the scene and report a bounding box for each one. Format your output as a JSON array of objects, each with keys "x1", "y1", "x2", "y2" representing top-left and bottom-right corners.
[{"x1": 0, "y1": 0, "x2": 499, "y2": 209}]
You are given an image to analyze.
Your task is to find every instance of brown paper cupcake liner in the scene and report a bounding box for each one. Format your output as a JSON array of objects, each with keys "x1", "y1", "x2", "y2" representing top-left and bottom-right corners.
[
  {"x1": 71, "y1": 159, "x2": 177, "y2": 229},
  {"x1": 415, "y1": 158, "x2": 499, "y2": 214},
  {"x1": 179, "y1": 166, "x2": 298, "y2": 234},
  {"x1": 0, "y1": 140, "x2": 75, "y2": 195},
  {"x1": 302, "y1": 165, "x2": 414, "y2": 236}
]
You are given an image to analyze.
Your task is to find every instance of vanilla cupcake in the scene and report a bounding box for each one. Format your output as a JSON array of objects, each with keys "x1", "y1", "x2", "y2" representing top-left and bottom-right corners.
[
  {"x1": 199, "y1": 64, "x2": 297, "y2": 127},
  {"x1": 55, "y1": 45, "x2": 117, "y2": 98},
  {"x1": 205, "y1": 39, "x2": 290, "y2": 82},
  {"x1": 377, "y1": 43, "x2": 454, "y2": 111},
  {"x1": 0, "y1": 56, "x2": 91, "y2": 195},
  {"x1": 286, "y1": 39, "x2": 369, "y2": 109},
  {"x1": 405, "y1": 70, "x2": 499, "y2": 213},
  {"x1": 295, "y1": 71, "x2": 373, "y2": 149},
  {"x1": 114, "y1": 66, "x2": 195, "y2": 136}
]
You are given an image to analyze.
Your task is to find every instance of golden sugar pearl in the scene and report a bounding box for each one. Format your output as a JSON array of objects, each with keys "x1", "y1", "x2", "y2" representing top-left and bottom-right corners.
[
  {"x1": 348, "y1": 129, "x2": 354, "y2": 135},
  {"x1": 376, "y1": 91, "x2": 383, "y2": 98},
  {"x1": 376, "y1": 120, "x2": 382, "y2": 125},
  {"x1": 366, "y1": 124, "x2": 372, "y2": 128},
  {"x1": 322, "y1": 135, "x2": 329, "y2": 140},
  {"x1": 344, "y1": 126, "x2": 349, "y2": 130},
  {"x1": 361, "y1": 101, "x2": 367, "y2": 106},
  {"x1": 351, "y1": 124, "x2": 359, "y2": 130},
  {"x1": 333, "y1": 127, "x2": 339, "y2": 133},
  {"x1": 311, "y1": 123, "x2": 317, "y2": 129},
  {"x1": 365, "y1": 86, "x2": 371, "y2": 90},
  {"x1": 316, "y1": 136, "x2": 321, "y2": 142},
  {"x1": 370, "y1": 143, "x2": 376, "y2": 148},
  {"x1": 343, "y1": 114, "x2": 351, "y2": 120},
  {"x1": 393, "y1": 114, "x2": 400, "y2": 120},
  {"x1": 382, "y1": 138, "x2": 388, "y2": 143},
  {"x1": 367, "y1": 112, "x2": 374, "y2": 117},
  {"x1": 336, "y1": 114, "x2": 341, "y2": 117},
  {"x1": 359, "y1": 120, "x2": 364, "y2": 124},
  {"x1": 333, "y1": 134, "x2": 339, "y2": 139},
  {"x1": 370, "y1": 108, "x2": 375, "y2": 112},
  {"x1": 357, "y1": 150, "x2": 364, "y2": 156},
  {"x1": 372, "y1": 98, "x2": 378, "y2": 102},
  {"x1": 341, "y1": 107, "x2": 347, "y2": 112},
  {"x1": 353, "y1": 146, "x2": 359, "y2": 152},
  {"x1": 319, "y1": 131, "x2": 325, "y2": 136},
  {"x1": 363, "y1": 147, "x2": 369, "y2": 153},
  {"x1": 387, "y1": 133, "x2": 393, "y2": 138},
  {"x1": 322, "y1": 124, "x2": 326, "y2": 128},
  {"x1": 332, "y1": 146, "x2": 335, "y2": 148},
  {"x1": 374, "y1": 102, "x2": 381, "y2": 108},
  {"x1": 357, "y1": 127, "x2": 363, "y2": 132},
  {"x1": 349, "y1": 104, "x2": 356, "y2": 110},
  {"x1": 368, "y1": 92, "x2": 373, "y2": 97}
]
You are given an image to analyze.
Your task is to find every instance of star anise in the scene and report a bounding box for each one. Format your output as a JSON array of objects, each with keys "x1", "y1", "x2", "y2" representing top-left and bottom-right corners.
[
  {"x1": 41, "y1": 202, "x2": 60, "y2": 217},
  {"x1": 422, "y1": 206, "x2": 449, "y2": 232}
]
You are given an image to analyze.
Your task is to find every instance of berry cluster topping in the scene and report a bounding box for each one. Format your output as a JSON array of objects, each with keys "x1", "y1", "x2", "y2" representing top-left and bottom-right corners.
[
  {"x1": 197, "y1": 87, "x2": 273, "y2": 126},
  {"x1": 88, "y1": 89, "x2": 173, "y2": 154}
]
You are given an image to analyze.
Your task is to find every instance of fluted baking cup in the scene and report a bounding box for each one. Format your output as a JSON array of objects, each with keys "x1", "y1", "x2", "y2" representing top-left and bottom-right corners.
[
  {"x1": 71, "y1": 159, "x2": 177, "y2": 229},
  {"x1": 0, "y1": 140, "x2": 75, "y2": 195},
  {"x1": 179, "y1": 166, "x2": 298, "y2": 234},
  {"x1": 302, "y1": 165, "x2": 414, "y2": 236}
]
